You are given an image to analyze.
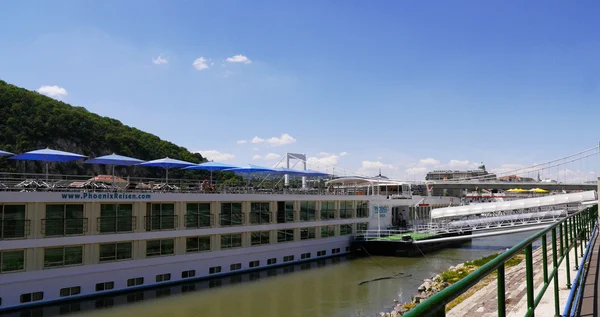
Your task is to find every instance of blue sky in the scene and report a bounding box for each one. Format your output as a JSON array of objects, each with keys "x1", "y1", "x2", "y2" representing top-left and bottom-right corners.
[{"x1": 1, "y1": 0, "x2": 599, "y2": 181}]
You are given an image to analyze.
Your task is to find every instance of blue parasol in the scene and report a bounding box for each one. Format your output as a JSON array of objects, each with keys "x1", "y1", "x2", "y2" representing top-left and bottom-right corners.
[
  {"x1": 184, "y1": 161, "x2": 240, "y2": 184},
  {"x1": 223, "y1": 164, "x2": 277, "y2": 187},
  {"x1": 139, "y1": 157, "x2": 197, "y2": 183},
  {"x1": 84, "y1": 153, "x2": 145, "y2": 187},
  {"x1": 9, "y1": 148, "x2": 87, "y2": 181},
  {"x1": 0, "y1": 149, "x2": 14, "y2": 157}
]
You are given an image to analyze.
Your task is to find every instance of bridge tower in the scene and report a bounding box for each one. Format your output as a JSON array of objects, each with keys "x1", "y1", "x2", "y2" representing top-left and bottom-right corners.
[{"x1": 286, "y1": 153, "x2": 307, "y2": 189}]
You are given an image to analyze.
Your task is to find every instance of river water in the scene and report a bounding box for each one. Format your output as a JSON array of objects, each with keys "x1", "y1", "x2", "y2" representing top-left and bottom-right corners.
[{"x1": 5, "y1": 231, "x2": 541, "y2": 317}]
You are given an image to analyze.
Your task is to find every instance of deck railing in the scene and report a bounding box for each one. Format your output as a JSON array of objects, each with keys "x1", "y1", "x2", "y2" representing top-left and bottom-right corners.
[{"x1": 403, "y1": 205, "x2": 598, "y2": 317}]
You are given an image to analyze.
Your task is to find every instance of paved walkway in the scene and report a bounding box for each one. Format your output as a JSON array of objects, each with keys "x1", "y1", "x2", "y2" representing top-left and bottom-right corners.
[
  {"x1": 448, "y1": 238, "x2": 579, "y2": 317},
  {"x1": 578, "y1": 228, "x2": 599, "y2": 317}
]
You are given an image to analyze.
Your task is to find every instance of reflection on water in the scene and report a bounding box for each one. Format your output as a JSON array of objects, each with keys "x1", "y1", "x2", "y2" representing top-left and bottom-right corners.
[{"x1": 4, "y1": 230, "x2": 542, "y2": 317}]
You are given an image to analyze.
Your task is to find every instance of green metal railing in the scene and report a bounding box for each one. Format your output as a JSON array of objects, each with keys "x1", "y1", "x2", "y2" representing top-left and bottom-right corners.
[{"x1": 403, "y1": 205, "x2": 598, "y2": 317}]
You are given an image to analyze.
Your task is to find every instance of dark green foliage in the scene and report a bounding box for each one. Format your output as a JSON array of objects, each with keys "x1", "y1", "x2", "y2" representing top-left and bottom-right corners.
[{"x1": 0, "y1": 80, "x2": 205, "y2": 178}]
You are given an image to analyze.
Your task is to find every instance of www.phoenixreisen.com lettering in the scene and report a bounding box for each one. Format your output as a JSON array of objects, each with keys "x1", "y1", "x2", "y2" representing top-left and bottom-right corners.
[{"x1": 61, "y1": 193, "x2": 151, "y2": 200}]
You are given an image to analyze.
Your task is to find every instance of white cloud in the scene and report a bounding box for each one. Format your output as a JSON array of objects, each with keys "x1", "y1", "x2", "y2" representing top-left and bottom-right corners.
[
  {"x1": 196, "y1": 150, "x2": 235, "y2": 161},
  {"x1": 226, "y1": 54, "x2": 252, "y2": 64},
  {"x1": 419, "y1": 158, "x2": 440, "y2": 166},
  {"x1": 251, "y1": 137, "x2": 265, "y2": 144},
  {"x1": 236, "y1": 140, "x2": 247, "y2": 144},
  {"x1": 266, "y1": 133, "x2": 296, "y2": 146},
  {"x1": 252, "y1": 147, "x2": 259, "y2": 151},
  {"x1": 448, "y1": 159, "x2": 479, "y2": 169},
  {"x1": 37, "y1": 85, "x2": 68, "y2": 99},
  {"x1": 152, "y1": 55, "x2": 168, "y2": 65},
  {"x1": 340, "y1": 152, "x2": 349, "y2": 157},
  {"x1": 307, "y1": 154, "x2": 340, "y2": 169},
  {"x1": 265, "y1": 153, "x2": 281, "y2": 160},
  {"x1": 361, "y1": 161, "x2": 395, "y2": 170},
  {"x1": 405, "y1": 167, "x2": 428, "y2": 180},
  {"x1": 318, "y1": 152, "x2": 332, "y2": 157},
  {"x1": 253, "y1": 153, "x2": 281, "y2": 160},
  {"x1": 192, "y1": 57, "x2": 209, "y2": 70}
]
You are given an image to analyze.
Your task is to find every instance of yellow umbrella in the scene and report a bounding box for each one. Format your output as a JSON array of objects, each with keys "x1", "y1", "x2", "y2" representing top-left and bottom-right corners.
[{"x1": 529, "y1": 188, "x2": 548, "y2": 193}]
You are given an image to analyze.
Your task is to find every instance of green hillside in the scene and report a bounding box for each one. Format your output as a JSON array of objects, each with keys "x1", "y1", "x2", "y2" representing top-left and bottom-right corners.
[{"x1": 0, "y1": 80, "x2": 205, "y2": 177}]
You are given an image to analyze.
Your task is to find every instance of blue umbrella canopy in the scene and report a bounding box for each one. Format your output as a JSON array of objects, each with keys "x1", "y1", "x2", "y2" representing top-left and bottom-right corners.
[
  {"x1": 0, "y1": 149, "x2": 14, "y2": 157},
  {"x1": 84, "y1": 153, "x2": 145, "y2": 166},
  {"x1": 139, "y1": 157, "x2": 196, "y2": 169},
  {"x1": 183, "y1": 161, "x2": 239, "y2": 171},
  {"x1": 9, "y1": 148, "x2": 87, "y2": 181},
  {"x1": 184, "y1": 161, "x2": 240, "y2": 184},
  {"x1": 273, "y1": 167, "x2": 306, "y2": 175},
  {"x1": 9, "y1": 148, "x2": 86, "y2": 162},
  {"x1": 301, "y1": 169, "x2": 330, "y2": 177},
  {"x1": 224, "y1": 164, "x2": 277, "y2": 173},
  {"x1": 139, "y1": 157, "x2": 197, "y2": 183}
]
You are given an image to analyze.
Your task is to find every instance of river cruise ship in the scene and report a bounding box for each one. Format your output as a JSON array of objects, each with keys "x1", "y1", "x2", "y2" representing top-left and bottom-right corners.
[{"x1": 0, "y1": 166, "x2": 458, "y2": 312}]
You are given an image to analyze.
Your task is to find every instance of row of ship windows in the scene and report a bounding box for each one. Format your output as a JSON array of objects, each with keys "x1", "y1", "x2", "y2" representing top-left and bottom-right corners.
[
  {"x1": 0, "y1": 225, "x2": 366, "y2": 273},
  {"x1": 0, "y1": 247, "x2": 345, "y2": 306},
  {"x1": 0, "y1": 203, "x2": 370, "y2": 239}
]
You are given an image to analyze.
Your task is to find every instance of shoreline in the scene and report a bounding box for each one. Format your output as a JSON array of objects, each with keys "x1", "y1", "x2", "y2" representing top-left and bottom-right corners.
[{"x1": 376, "y1": 252, "x2": 525, "y2": 317}]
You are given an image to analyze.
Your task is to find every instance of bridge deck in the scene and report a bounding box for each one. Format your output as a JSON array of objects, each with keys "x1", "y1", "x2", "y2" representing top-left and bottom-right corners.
[{"x1": 579, "y1": 228, "x2": 600, "y2": 317}]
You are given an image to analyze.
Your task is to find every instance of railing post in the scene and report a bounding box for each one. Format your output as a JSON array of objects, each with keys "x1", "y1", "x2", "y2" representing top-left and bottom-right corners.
[
  {"x1": 525, "y1": 244, "x2": 535, "y2": 317},
  {"x1": 571, "y1": 217, "x2": 578, "y2": 269},
  {"x1": 552, "y1": 227, "x2": 560, "y2": 317},
  {"x1": 498, "y1": 263, "x2": 506, "y2": 317},
  {"x1": 559, "y1": 222, "x2": 564, "y2": 257},
  {"x1": 578, "y1": 213, "x2": 584, "y2": 255},
  {"x1": 542, "y1": 235, "x2": 548, "y2": 283},
  {"x1": 564, "y1": 221, "x2": 571, "y2": 289}
]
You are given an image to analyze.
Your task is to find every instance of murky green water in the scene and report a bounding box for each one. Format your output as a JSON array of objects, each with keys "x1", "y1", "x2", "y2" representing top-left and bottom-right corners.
[{"x1": 6, "y1": 231, "x2": 540, "y2": 317}]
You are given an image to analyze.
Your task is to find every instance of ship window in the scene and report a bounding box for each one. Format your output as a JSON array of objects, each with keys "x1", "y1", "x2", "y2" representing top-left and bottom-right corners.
[
  {"x1": 96, "y1": 282, "x2": 114, "y2": 291},
  {"x1": 339, "y1": 201, "x2": 353, "y2": 219},
  {"x1": 145, "y1": 203, "x2": 176, "y2": 231},
  {"x1": 60, "y1": 286, "x2": 81, "y2": 297},
  {"x1": 0, "y1": 250, "x2": 25, "y2": 272},
  {"x1": 332, "y1": 248, "x2": 341, "y2": 254},
  {"x1": 250, "y1": 202, "x2": 271, "y2": 224},
  {"x1": 20, "y1": 292, "x2": 43, "y2": 303},
  {"x1": 209, "y1": 266, "x2": 221, "y2": 274},
  {"x1": 356, "y1": 223, "x2": 368, "y2": 232},
  {"x1": 185, "y1": 203, "x2": 212, "y2": 228},
  {"x1": 99, "y1": 242, "x2": 133, "y2": 262},
  {"x1": 220, "y1": 203, "x2": 243, "y2": 226},
  {"x1": 44, "y1": 204, "x2": 85, "y2": 236},
  {"x1": 277, "y1": 229, "x2": 294, "y2": 243},
  {"x1": 251, "y1": 231, "x2": 270, "y2": 246},
  {"x1": 249, "y1": 260, "x2": 260, "y2": 268},
  {"x1": 127, "y1": 277, "x2": 144, "y2": 287},
  {"x1": 321, "y1": 201, "x2": 336, "y2": 220},
  {"x1": 317, "y1": 250, "x2": 326, "y2": 256},
  {"x1": 321, "y1": 226, "x2": 335, "y2": 238},
  {"x1": 99, "y1": 204, "x2": 134, "y2": 233},
  {"x1": 300, "y1": 228, "x2": 316, "y2": 240},
  {"x1": 44, "y1": 246, "x2": 83, "y2": 268},
  {"x1": 276, "y1": 201, "x2": 295, "y2": 223},
  {"x1": 301, "y1": 253, "x2": 311, "y2": 259},
  {"x1": 267, "y1": 258, "x2": 277, "y2": 265},
  {"x1": 182, "y1": 270, "x2": 196, "y2": 278},
  {"x1": 1, "y1": 204, "x2": 27, "y2": 239},
  {"x1": 340, "y1": 224, "x2": 353, "y2": 235},
  {"x1": 299, "y1": 201, "x2": 316, "y2": 221},
  {"x1": 220, "y1": 234, "x2": 242, "y2": 249},
  {"x1": 357, "y1": 201, "x2": 369, "y2": 218},
  {"x1": 156, "y1": 273, "x2": 171, "y2": 282},
  {"x1": 186, "y1": 236, "x2": 211, "y2": 253},
  {"x1": 230, "y1": 263, "x2": 242, "y2": 271},
  {"x1": 283, "y1": 255, "x2": 294, "y2": 262},
  {"x1": 146, "y1": 239, "x2": 174, "y2": 257}
]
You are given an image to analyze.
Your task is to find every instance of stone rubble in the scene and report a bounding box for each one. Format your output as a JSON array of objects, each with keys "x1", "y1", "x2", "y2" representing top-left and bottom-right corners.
[{"x1": 376, "y1": 263, "x2": 468, "y2": 316}]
